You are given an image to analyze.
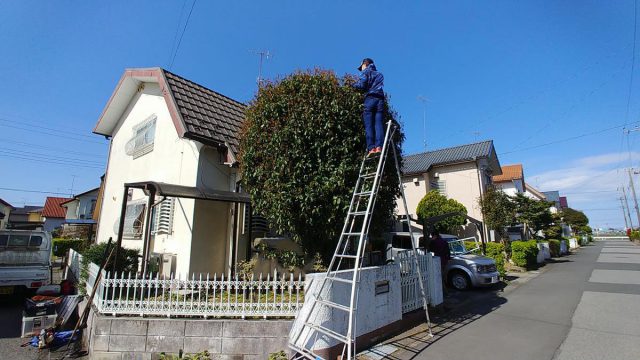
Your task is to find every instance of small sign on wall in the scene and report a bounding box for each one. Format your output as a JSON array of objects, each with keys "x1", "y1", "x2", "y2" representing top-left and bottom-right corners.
[{"x1": 375, "y1": 280, "x2": 390, "y2": 295}]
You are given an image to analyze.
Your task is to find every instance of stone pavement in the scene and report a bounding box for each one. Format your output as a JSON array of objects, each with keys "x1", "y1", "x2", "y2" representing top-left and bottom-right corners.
[{"x1": 359, "y1": 239, "x2": 640, "y2": 360}]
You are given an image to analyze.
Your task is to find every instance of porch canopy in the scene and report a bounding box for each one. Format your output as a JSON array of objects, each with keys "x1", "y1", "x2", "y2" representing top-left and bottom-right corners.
[
  {"x1": 125, "y1": 181, "x2": 250, "y2": 203},
  {"x1": 113, "y1": 181, "x2": 251, "y2": 274}
]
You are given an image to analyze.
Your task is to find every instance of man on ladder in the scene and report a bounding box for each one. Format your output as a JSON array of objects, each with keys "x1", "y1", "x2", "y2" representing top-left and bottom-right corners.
[{"x1": 353, "y1": 58, "x2": 385, "y2": 157}]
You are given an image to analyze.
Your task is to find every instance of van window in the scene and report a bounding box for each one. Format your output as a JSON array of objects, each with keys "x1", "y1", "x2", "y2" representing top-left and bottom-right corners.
[
  {"x1": 392, "y1": 235, "x2": 423, "y2": 250},
  {"x1": 29, "y1": 236, "x2": 43, "y2": 247},
  {"x1": 0, "y1": 234, "x2": 7, "y2": 246},
  {"x1": 8, "y1": 235, "x2": 30, "y2": 247}
]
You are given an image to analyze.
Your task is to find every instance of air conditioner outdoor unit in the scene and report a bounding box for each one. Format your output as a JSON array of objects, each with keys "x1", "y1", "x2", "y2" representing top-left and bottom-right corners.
[
  {"x1": 160, "y1": 253, "x2": 177, "y2": 278},
  {"x1": 433, "y1": 172, "x2": 440, "y2": 178}
]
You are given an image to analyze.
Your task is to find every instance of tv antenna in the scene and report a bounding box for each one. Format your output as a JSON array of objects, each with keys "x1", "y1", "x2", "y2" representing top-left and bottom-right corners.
[
  {"x1": 251, "y1": 50, "x2": 272, "y2": 87},
  {"x1": 417, "y1": 95, "x2": 430, "y2": 151}
]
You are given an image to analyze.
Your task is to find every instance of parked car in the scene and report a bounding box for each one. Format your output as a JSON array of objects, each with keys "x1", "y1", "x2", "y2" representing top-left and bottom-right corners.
[
  {"x1": 384, "y1": 231, "x2": 499, "y2": 290},
  {"x1": 441, "y1": 234, "x2": 499, "y2": 290},
  {"x1": 0, "y1": 229, "x2": 52, "y2": 295}
]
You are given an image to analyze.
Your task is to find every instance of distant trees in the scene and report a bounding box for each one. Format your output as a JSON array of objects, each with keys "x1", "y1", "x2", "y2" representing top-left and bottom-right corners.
[
  {"x1": 511, "y1": 193, "x2": 554, "y2": 236},
  {"x1": 561, "y1": 208, "x2": 591, "y2": 235}
]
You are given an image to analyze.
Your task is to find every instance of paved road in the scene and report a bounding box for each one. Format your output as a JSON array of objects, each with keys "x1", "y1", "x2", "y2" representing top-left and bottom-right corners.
[{"x1": 369, "y1": 239, "x2": 640, "y2": 360}]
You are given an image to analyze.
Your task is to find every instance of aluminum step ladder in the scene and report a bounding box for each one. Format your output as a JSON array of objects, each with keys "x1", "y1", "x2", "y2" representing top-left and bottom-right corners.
[{"x1": 289, "y1": 121, "x2": 433, "y2": 360}]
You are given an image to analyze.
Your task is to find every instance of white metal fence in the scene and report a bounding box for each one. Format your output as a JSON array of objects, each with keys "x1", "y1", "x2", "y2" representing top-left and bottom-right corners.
[
  {"x1": 593, "y1": 236, "x2": 630, "y2": 241},
  {"x1": 68, "y1": 248, "x2": 440, "y2": 318},
  {"x1": 66, "y1": 248, "x2": 83, "y2": 282},
  {"x1": 396, "y1": 250, "x2": 443, "y2": 313}
]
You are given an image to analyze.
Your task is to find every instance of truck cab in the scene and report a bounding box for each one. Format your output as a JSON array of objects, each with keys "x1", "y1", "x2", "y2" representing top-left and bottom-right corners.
[{"x1": 0, "y1": 229, "x2": 52, "y2": 295}]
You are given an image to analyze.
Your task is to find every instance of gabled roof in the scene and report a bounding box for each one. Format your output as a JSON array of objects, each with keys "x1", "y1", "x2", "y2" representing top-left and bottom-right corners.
[
  {"x1": 525, "y1": 183, "x2": 547, "y2": 201},
  {"x1": 0, "y1": 198, "x2": 14, "y2": 209},
  {"x1": 93, "y1": 67, "x2": 246, "y2": 163},
  {"x1": 493, "y1": 164, "x2": 524, "y2": 183},
  {"x1": 42, "y1": 197, "x2": 72, "y2": 218},
  {"x1": 403, "y1": 140, "x2": 501, "y2": 175},
  {"x1": 11, "y1": 206, "x2": 43, "y2": 215},
  {"x1": 61, "y1": 187, "x2": 100, "y2": 205}
]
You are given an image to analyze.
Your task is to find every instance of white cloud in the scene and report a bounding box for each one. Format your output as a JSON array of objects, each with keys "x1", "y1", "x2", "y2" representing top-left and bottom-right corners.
[{"x1": 529, "y1": 151, "x2": 640, "y2": 229}]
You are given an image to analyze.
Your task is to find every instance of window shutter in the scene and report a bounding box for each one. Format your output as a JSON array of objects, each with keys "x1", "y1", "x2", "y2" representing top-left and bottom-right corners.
[{"x1": 152, "y1": 198, "x2": 174, "y2": 235}]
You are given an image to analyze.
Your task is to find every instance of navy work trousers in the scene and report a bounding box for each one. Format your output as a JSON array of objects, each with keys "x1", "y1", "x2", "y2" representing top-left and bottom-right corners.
[{"x1": 363, "y1": 96, "x2": 384, "y2": 151}]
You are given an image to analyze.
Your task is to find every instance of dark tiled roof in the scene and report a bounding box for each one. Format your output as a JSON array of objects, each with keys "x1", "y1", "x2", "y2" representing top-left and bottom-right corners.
[
  {"x1": 42, "y1": 197, "x2": 72, "y2": 218},
  {"x1": 403, "y1": 140, "x2": 495, "y2": 174},
  {"x1": 162, "y1": 70, "x2": 246, "y2": 155},
  {"x1": 11, "y1": 206, "x2": 43, "y2": 215}
]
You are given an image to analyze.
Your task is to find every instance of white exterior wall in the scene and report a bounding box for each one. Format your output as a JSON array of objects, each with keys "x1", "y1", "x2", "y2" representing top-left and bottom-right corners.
[
  {"x1": 495, "y1": 181, "x2": 521, "y2": 197},
  {"x1": 63, "y1": 200, "x2": 80, "y2": 220},
  {"x1": 96, "y1": 83, "x2": 201, "y2": 276},
  {"x1": 0, "y1": 204, "x2": 11, "y2": 229},
  {"x1": 428, "y1": 162, "x2": 484, "y2": 222},
  {"x1": 77, "y1": 192, "x2": 98, "y2": 219},
  {"x1": 397, "y1": 174, "x2": 429, "y2": 219}
]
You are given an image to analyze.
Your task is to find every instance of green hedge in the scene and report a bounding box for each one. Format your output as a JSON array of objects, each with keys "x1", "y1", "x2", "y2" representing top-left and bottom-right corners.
[
  {"x1": 511, "y1": 240, "x2": 539, "y2": 268},
  {"x1": 82, "y1": 242, "x2": 139, "y2": 274},
  {"x1": 548, "y1": 239, "x2": 561, "y2": 257},
  {"x1": 52, "y1": 238, "x2": 87, "y2": 257},
  {"x1": 464, "y1": 241, "x2": 506, "y2": 279}
]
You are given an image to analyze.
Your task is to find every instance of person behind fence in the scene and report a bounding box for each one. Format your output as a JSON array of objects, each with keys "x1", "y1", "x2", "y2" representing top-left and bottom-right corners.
[
  {"x1": 428, "y1": 229, "x2": 450, "y2": 292},
  {"x1": 353, "y1": 57, "x2": 385, "y2": 156}
]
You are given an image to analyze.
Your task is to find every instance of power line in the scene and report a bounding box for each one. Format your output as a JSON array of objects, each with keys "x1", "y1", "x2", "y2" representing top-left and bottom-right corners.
[
  {"x1": 167, "y1": 0, "x2": 188, "y2": 68},
  {"x1": 0, "y1": 152, "x2": 104, "y2": 169},
  {"x1": 0, "y1": 122, "x2": 106, "y2": 145},
  {"x1": 500, "y1": 121, "x2": 640, "y2": 155},
  {"x1": 0, "y1": 147, "x2": 104, "y2": 165},
  {"x1": 625, "y1": 0, "x2": 639, "y2": 125},
  {"x1": 0, "y1": 187, "x2": 72, "y2": 196},
  {"x1": 0, "y1": 137, "x2": 103, "y2": 158},
  {"x1": 169, "y1": 0, "x2": 198, "y2": 70},
  {"x1": 561, "y1": 190, "x2": 618, "y2": 195},
  {"x1": 0, "y1": 117, "x2": 96, "y2": 139}
]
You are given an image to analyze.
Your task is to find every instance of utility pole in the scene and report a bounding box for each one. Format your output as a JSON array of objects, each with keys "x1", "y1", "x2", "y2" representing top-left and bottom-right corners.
[
  {"x1": 622, "y1": 186, "x2": 634, "y2": 228},
  {"x1": 417, "y1": 95, "x2": 429, "y2": 151},
  {"x1": 251, "y1": 50, "x2": 271, "y2": 88},
  {"x1": 620, "y1": 197, "x2": 630, "y2": 229},
  {"x1": 628, "y1": 168, "x2": 640, "y2": 227}
]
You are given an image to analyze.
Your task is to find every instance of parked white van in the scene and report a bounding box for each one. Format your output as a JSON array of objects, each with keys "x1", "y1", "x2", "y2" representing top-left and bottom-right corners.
[{"x1": 0, "y1": 230, "x2": 52, "y2": 295}]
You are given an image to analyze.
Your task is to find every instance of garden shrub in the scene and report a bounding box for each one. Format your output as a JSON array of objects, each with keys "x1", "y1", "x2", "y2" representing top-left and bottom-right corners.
[
  {"x1": 548, "y1": 239, "x2": 561, "y2": 257},
  {"x1": 511, "y1": 240, "x2": 539, "y2": 268},
  {"x1": 82, "y1": 242, "x2": 139, "y2": 274},
  {"x1": 52, "y1": 238, "x2": 87, "y2": 257},
  {"x1": 464, "y1": 241, "x2": 506, "y2": 279}
]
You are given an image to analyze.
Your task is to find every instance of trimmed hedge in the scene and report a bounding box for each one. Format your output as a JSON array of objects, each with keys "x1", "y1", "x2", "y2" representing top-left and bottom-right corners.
[
  {"x1": 464, "y1": 241, "x2": 506, "y2": 279},
  {"x1": 511, "y1": 240, "x2": 539, "y2": 268},
  {"x1": 82, "y1": 242, "x2": 139, "y2": 274},
  {"x1": 52, "y1": 238, "x2": 87, "y2": 257},
  {"x1": 548, "y1": 239, "x2": 561, "y2": 257}
]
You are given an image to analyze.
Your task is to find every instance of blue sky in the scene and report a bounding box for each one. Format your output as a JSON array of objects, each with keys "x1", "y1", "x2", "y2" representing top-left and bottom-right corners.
[{"x1": 0, "y1": 1, "x2": 639, "y2": 229}]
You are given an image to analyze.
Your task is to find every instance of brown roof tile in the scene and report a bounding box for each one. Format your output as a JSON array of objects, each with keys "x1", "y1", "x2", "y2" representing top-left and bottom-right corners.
[
  {"x1": 42, "y1": 197, "x2": 72, "y2": 218},
  {"x1": 493, "y1": 164, "x2": 524, "y2": 182}
]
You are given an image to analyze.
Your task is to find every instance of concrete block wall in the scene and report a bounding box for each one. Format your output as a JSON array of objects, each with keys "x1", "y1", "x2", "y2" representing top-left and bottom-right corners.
[{"x1": 88, "y1": 311, "x2": 292, "y2": 359}]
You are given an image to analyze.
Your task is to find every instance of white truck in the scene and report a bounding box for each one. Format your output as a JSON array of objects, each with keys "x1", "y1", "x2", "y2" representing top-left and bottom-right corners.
[{"x1": 0, "y1": 229, "x2": 52, "y2": 295}]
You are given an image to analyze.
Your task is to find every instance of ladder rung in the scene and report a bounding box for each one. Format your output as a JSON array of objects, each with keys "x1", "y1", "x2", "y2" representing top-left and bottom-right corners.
[
  {"x1": 335, "y1": 254, "x2": 358, "y2": 259},
  {"x1": 354, "y1": 191, "x2": 372, "y2": 197},
  {"x1": 317, "y1": 298, "x2": 351, "y2": 312},
  {"x1": 289, "y1": 344, "x2": 322, "y2": 360},
  {"x1": 349, "y1": 211, "x2": 368, "y2": 216},
  {"x1": 361, "y1": 173, "x2": 377, "y2": 179},
  {"x1": 342, "y1": 232, "x2": 362, "y2": 237},
  {"x1": 305, "y1": 322, "x2": 349, "y2": 343},
  {"x1": 326, "y1": 276, "x2": 354, "y2": 285}
]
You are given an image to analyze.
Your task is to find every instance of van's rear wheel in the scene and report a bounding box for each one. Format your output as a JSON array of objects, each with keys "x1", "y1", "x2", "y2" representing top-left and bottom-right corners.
[{"x1": 449, "y1": 270, "x2": 471, "y2": 291}]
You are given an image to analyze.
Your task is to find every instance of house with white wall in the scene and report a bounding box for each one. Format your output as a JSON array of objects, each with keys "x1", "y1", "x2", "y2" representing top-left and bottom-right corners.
[
  {"x1": 0, "y1": 199, "x2": 14, "y2": 230},
  {"x1": 61, "y1": 187, "x2": 99, "y2": 239},
  {"x1": 93, "y1": 67, "x2": 250, "y2": 277},
  {"x1": 399, "y1": 140, "x2": 502, "y2": 238},
  {"x1": 42, "y1": 197, "x2": 72, "y2": 232},
  {"x1": 492, "y1": 164, "x2": 524, "y2": 196}
]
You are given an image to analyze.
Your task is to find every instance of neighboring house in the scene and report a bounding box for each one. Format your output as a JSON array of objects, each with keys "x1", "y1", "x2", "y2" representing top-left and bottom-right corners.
[
  {"x1": 0, "y1": 199, "x2": 14, "y2": 229},
  {"x1": 61, "y1": 187, "x2": 99, "y2": 240},
  {"x1": 543, "y1": 191, "x2": 561, "y2": 209},
  {"x1": 493, "y1": 164, "x2": 524, "y2": 196},
  {"x1": 42, "y1": 197, "x2": 72, "y2": 232},
  {"x1": 559, "y1": 196, "x2": 569, "y2": 209},
  {"x1": 93, "y1": 67, "x2": 250, "y2": 277},
  {"x1": 8, "y1": 205, "x2": 44, "y2": 229},
  {"x1": 399, "y1": 140, "x2": 502, "y2": 238},
  {"x1": 524, "y1": 183, "x2": 547, "y2": 202}
]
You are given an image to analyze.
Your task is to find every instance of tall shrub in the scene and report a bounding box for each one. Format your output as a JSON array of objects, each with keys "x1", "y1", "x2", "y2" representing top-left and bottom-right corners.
[
  {"x1": 416, "y1": 190, "x2": 467, "y2": 233},
  {"x1": 240, "y1": 69, "x2": 404, "y2": 261}
]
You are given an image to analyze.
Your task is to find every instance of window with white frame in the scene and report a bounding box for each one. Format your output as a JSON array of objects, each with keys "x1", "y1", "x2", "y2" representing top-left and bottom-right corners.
[
  {"x1": 113, "y1": 201, "x2": 146, "y2": 239},
  {"x1": 125, "y1": 114, "x2": 157, "y2": 158},
  {"x1": 151, "y1": 197, "x2": 174, "y2": 235}
]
